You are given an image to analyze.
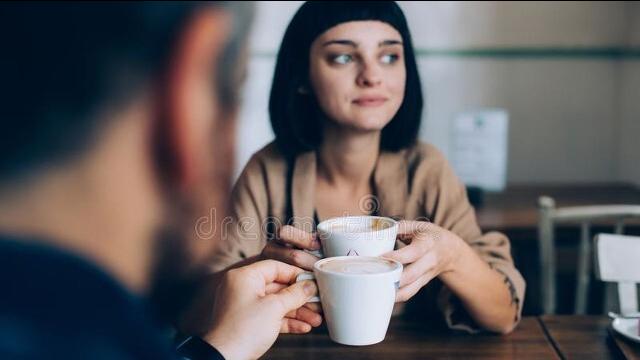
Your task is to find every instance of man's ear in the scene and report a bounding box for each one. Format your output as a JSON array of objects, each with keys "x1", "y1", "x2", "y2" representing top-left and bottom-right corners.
[{"x1": 155, "y1": 8, "x2": 232, "y2": 191}]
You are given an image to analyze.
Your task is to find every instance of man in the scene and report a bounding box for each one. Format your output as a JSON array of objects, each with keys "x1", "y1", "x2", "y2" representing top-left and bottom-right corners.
[{"x1": 0, "y1": 2, "x2": 318, "y2": 359}]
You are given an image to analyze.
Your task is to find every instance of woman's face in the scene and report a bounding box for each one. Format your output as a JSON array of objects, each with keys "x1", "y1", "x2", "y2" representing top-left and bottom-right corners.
[{"x1": 309, "y1": 21, "x2": 406, "y2": 132}]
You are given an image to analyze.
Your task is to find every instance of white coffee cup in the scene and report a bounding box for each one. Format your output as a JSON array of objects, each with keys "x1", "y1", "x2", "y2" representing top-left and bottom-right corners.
[
  {"x1": 315, "y1": 216, "x2": 398, "y2": 258},
  {"x1": 297, "y1": 256, "x2": 402, "y2": 346}
]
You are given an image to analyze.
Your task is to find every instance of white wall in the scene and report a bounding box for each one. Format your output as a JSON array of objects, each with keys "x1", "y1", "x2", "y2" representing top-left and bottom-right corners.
[
  {"x1": 419, "y1": 58, "x2": 620, "y2": 183},
  {"x1": 236, "y1": 1, "x2": 638, "y2": 185},
  {"x1": 401, "y1": 1, "x2": 630, "y2": 48},
  {"x1": 617, "y1": 2, "x2": 640, "y2": 186},
  {"x1": 235, "y1": 2, "x2": 300, "y2": 177}
]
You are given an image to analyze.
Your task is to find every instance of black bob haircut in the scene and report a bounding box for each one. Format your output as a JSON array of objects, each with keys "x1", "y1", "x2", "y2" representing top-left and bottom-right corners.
[{"x1": 269, "y1": 1, "x2": 423, "y2": 159}]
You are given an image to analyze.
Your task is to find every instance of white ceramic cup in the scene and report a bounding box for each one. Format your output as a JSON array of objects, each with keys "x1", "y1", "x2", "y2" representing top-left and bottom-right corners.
[
  {"x1": 315, "y1": 216, "x2": 398, "y2": 258},
  {"x1": 296, "y1": 256, "x2": 402, "y2": 346}
]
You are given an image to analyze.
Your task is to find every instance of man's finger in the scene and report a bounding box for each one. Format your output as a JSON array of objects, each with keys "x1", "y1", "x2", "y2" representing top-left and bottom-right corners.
[
  {"x1": 265, "y1": 282, "x2": 288, "y2": 295},
  {"x1": 240, "y1": 259, "x2": 304, "y2": 286},
  {"x1": 267, "y1": 280, "x2": 318, "y2": 316}
]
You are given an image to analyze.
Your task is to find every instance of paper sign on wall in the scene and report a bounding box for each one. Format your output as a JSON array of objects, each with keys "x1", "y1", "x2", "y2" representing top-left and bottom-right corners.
[{"x1": 450, "y1": 109, "x2": 509, "y2": 192}]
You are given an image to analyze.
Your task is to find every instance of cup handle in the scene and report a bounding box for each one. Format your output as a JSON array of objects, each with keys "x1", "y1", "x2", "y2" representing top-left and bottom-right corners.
[{"x1": 295, "y1": 271, "x2": 320, "y2": 302}]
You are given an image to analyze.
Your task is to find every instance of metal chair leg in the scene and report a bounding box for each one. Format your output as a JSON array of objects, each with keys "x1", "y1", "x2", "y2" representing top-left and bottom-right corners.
[
  {"x1": 539, "y1": 196, "x2": 556, "y2": 314},
  {"x1": 575, "y1": 222, "x2": 591, "y2": 314}
]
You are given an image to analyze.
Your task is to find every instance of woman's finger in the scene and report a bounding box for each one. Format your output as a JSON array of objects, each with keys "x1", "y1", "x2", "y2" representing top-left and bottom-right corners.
[
  {"x1": 303, "y1": 302, "x2": 322, "y2": 314},
  {"x1": 398, "y1": 251, "x2": 437, "y2": 288},
  {"x1": 383, "y1": 235, "x2": 433, "y2": 265},
  {"x1": 395, "y1": 271, "x2": 436, "y2": 303},
  {"x1": 261, "y1": 242, "x2": 319, "y2": 270},
  {"x1": 284, "y1": 306, "x2": 323, "y2": 327},
  {"x1": 396, "y1": 220, "x2": 431, "y2": 235},
  {"x1": 277, "y1": 225, "x2": 320, "y2": 250},
  {"x1": 280, "y1": 318, "x2": 312, "y2": 334}
]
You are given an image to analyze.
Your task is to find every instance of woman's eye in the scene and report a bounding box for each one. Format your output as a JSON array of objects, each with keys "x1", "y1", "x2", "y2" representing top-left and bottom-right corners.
[
  {"x1": 332, "y1": 54, "x2": 353, "y2": 65},
  {"x1": 381, "y1": 53, "x2": 399, "y2": 64}
]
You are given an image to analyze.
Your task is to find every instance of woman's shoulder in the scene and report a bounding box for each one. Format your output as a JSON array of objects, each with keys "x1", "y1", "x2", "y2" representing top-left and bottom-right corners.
[
  {"x1": 397, "y1": 141, "x2": 463, "y2": 193},
  {"x1": 403, "y1": 141, "x2": 449, "y2": 170},
  {"x1": 241, "y1": 141, "x2": 286, "y2": 171},
  {"x1": 236, "y1": 141, "x2": 288, "y2": 184},
  {"x1": 247, "y1": 141, "x2": 285, "y2": 164}
]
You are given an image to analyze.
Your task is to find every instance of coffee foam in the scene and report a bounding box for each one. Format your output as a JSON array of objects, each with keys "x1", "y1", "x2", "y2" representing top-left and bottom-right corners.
[
  {"x1": 327, "y1": 218, "x2": 392, "y2": 233},
  {"x1": 319, "y1": 257, "x2": 397, "y2": 275}
]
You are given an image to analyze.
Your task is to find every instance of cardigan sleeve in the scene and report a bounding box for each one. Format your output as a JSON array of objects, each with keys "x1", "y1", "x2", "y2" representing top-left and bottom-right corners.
[
  {"x1": 421, "y1": 145, "x2": 525, "y2": 333},
  {"x1": 209, "y1": 154, "x2": 270, "y2": 272}
]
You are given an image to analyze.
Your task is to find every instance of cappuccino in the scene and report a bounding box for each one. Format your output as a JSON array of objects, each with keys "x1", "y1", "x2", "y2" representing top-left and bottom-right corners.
[
  {"x1": 327, "y1": 217, "x2": 392, "y2": 233},
  {"x1": 318, "y1": 257, "x2": 398, "y2": 275}
]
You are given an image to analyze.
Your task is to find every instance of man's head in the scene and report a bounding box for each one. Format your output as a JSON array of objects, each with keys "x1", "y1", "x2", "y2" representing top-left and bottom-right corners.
[{"x1": 0, "y1": 2, "x2": 253, "y2": 320}]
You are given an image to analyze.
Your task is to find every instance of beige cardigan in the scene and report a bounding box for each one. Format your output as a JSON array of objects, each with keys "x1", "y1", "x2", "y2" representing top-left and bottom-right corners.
[{"x1": 212, "y1": 141, "x2": 525, "y2": 332}]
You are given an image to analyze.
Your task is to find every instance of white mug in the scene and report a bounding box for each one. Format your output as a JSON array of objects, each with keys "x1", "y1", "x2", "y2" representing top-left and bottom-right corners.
[
  {"x1": 315, "y1": 216, "x2": 398, "y2": 258},
  {"x1": 297, "y1": 256, "x2": 402, "y2": 346}
]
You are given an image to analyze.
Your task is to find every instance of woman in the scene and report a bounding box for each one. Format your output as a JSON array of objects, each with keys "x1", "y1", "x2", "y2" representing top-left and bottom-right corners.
[{"x1": 213, "y1": 1, "x2": 524, "y2": 334}]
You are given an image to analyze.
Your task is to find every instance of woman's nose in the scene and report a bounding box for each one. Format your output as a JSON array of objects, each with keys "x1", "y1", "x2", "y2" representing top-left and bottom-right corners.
[{"x1": 356, "y1": 61, "x2": 383, "y2": 88}]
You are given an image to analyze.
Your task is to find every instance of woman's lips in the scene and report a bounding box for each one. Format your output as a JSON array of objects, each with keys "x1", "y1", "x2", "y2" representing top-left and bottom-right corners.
[{"x1": 352, "y1": 96, "x2": 388, "y2": 107}]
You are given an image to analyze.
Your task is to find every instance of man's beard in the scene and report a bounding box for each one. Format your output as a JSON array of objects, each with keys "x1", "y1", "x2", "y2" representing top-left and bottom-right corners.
[
  {"x1": 146, "y1": 200, "x2": 211, "y2": 327},
  {"x1": 145, "y1": 110, "x2": 235, "y2": 327}
]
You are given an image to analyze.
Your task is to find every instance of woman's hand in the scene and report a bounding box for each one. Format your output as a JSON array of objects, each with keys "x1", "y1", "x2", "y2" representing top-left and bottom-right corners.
[
  {"x1": 383, "y1": 220, "x2": 465, "y2": 302},
  {"x1": 260, "y1": 225, "x2": 322, "y2": 271}
]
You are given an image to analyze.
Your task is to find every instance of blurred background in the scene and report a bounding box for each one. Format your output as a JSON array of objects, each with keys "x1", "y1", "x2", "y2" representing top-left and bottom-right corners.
[
  {"x1": 235, "y1": 1, "x2": 640, "y2": 316},
  {"x1": 236, "y1": 1, "x2": 639, "y2": 185}
]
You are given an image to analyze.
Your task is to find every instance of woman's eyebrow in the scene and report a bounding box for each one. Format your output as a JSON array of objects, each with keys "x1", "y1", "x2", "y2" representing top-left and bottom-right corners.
[
  {"x1": 379, "y1": 39, "x2": 403, "y2": 47},
  {"x1": 322, "y1": 39, "x2": 357, "y2": 47},
  {"x1": 322, "y1": 39, "x2": 403, "y2": 48}
]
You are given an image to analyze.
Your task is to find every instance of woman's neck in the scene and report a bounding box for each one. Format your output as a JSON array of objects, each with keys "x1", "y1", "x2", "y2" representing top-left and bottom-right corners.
[{"x1": 317, "y1": 124, "x2": 380, "y2": 191}]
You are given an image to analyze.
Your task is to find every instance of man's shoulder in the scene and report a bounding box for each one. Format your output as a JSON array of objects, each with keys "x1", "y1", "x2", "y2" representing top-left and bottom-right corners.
[{"x1": 0, "y1": 236, "x2": 176, "y2": 360}]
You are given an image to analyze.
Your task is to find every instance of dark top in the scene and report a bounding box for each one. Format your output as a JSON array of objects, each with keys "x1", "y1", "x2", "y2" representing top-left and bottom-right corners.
[{"x1": 0, "y1": 235, "x2": 223, "y2": 360}]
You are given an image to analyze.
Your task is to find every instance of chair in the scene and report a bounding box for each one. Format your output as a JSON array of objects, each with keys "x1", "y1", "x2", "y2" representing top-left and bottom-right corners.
[
  {"x1": 594, "y1": 234, "x2": 640, "y2": 315},
  {"x1": 538, "y1": 196, "x2": 640, "y2": 314}
]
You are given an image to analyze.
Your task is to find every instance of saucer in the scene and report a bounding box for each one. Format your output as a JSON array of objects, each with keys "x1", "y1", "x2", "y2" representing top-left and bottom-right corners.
[{"x1": 612, "y1": 318, "x2": 640, "y2": 344}]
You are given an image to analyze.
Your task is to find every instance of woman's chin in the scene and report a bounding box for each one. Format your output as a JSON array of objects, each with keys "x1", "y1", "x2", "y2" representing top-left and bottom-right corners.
[
  {"x1": 329, "y1": 115, "x2": 392, "y2": 133},
  {"x1": 348, "y1": 118, "x2": 391, "y2": 132}
]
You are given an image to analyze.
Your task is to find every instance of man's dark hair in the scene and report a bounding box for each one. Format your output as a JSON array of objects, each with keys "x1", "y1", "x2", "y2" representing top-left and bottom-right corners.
[
  {"x1": 269, "y1": 1, "x2": 423, "y2": 159},
  {"x1": 0, "y1": 2, "x2": 252, "y2": 182}
]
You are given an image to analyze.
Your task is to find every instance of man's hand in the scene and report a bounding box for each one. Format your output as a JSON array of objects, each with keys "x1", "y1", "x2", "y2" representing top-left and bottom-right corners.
[{"x1": 203, "y1": 260, "x2": 320, "y2": 360}]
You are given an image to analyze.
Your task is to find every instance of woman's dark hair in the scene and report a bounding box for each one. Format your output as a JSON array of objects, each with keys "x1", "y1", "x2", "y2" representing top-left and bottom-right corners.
[{"x1": 269, "y1": 1, "x2": 423, "y2": 159}]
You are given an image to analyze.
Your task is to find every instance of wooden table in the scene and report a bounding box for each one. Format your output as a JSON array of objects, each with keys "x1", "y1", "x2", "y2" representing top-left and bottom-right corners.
[
  {"x1": 265, "y1": 317, "x2": 557, "y2": 359},
  {"x1": 265, "y1": 316, "x2": 640, "y2": 359},
  {"x1": 540, "y1": 315, "x2": 640, "y2": 359},
  {"x1": 476, "y1": 183, "x2": 640, "y2": 231}
]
